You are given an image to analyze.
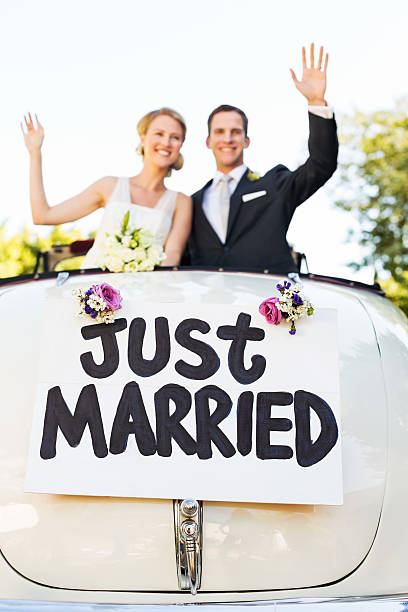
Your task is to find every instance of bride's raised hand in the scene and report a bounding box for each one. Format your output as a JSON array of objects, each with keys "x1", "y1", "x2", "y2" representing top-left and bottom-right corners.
[
  {"x1": 21, "y1": 113, "x2": 44, "y2": 154},
  {"x1": 21, "y1": 111, "x2": 111, "y2": 226}
]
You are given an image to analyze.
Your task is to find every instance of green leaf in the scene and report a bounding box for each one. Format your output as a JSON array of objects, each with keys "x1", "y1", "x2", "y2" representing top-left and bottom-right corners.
[{"x1": 122, "y1": 211, "x2": 130, "y2": 234}]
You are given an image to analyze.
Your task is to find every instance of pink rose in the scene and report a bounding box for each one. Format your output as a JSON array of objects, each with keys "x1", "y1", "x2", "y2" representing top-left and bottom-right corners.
[
  {"x1": 92, "y1": 283, "x2": 122, "y2": 311},
  {"x1": 259, "y1": 297, "x2": 282, "y2": 325}
]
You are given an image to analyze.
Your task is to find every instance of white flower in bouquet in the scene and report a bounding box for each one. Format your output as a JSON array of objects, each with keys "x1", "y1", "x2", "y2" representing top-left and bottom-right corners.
[
  {"x1": 104, "y1": 254, "x2": 124, "y2": 273},
  {"x1": 130, "y1": 246, "x2": 147, "y2": 262},
  {"x1": 121, "y1": 235, "x2": 131, "y2": 248},
  {"x1": 138, "y1": 230, "x2": 155, "y2": 248},
  {"x1": 102, "y1": 211, "x2": 165, "y2": 273},
  {"x1": 105, "y1": 235, "x2": 117, "y2": 249},
  {"x1": 147, "y1": 245, "x2": 164, "y2": 262},
  {"x1": 123, "y1": 261, "x2": 140, "y2": 273},
  {"x1": 120, "y1": 246, "x2": 137, "y2": 262},
  {"x1": 136, "y1": 259, "x2": 156, "y2": 272}
]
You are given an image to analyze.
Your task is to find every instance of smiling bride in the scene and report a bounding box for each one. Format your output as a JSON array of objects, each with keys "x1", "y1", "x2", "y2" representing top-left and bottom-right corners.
[{"x1": 21, "y1": 108, "x2": 192, "y2": 268}]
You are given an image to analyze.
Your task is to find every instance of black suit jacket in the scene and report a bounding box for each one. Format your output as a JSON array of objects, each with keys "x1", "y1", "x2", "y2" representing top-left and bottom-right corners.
[{"x1": 188, "y1": 113, "x2": 338, "y2": 273}]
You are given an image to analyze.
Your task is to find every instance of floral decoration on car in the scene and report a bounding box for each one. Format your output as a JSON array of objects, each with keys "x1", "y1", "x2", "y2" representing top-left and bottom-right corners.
[
  {"x1": 102, "y1": 211, "x2": 165, "y2": 273},
  {"x1": 247, "y1": 169, "x2": 261, "y2": 181},
  {"x1": 72, "y1": 283, "x2": 123, "y2": 324},
  {"x1": 259, "y1": 280, "x2": 314, "y2": 335}
]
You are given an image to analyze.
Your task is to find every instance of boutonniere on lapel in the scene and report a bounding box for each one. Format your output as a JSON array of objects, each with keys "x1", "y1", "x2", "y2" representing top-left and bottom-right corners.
[{"x1": 247, "y1": 169, "x2": 261, "y2": 182}]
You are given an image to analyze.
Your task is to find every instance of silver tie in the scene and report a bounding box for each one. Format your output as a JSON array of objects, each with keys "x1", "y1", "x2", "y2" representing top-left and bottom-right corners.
[{"x1": 218, "y1": 174, "x2": 232, "y2": 243}]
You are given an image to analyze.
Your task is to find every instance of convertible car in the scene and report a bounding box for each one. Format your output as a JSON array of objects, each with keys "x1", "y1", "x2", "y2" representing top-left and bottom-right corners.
[{"x1": 0, "y1": 267, "x2": 407, "y2": 611}]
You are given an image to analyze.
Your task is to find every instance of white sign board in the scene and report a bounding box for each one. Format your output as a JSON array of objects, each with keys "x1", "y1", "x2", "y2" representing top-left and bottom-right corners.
[{"x1": 25, "y1": 298, "x2": 342, "y2": 504}]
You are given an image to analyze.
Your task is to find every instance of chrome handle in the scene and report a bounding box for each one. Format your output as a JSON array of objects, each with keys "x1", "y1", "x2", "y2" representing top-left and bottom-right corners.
[
  {"x1": 181, "y1": 520, "x2": 199, "y2": 595},
  {"x1": 174, "y1": 499, "x2": 202, "y2": 595}
]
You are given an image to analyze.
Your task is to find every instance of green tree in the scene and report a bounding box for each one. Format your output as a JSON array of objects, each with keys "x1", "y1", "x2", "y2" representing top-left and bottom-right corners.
[
  {"x1": 380, "y1": 273, "x2": 408, "y2": 318},
  {"x1": 0, "y1": 223, "x2": 85, "y2": 278},
  {"x1": 336, "y1": 101, "x2": 408, "y2": 316},
  {"x1": 336, "y1": 101, "x2": 408, "y2": 281}
]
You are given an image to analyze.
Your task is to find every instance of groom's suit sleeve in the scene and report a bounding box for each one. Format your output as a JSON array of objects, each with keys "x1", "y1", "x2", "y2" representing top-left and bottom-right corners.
[{"x1": 269, "y1": 112, "x2": 338, "y2": 215}]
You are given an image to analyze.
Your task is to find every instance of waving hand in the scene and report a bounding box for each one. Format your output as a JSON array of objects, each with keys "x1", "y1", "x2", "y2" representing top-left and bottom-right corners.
[
  {"x1": 20, "y1": 112, "x2": 110, "y2": 225},
  {"x1": 21, "y1": 113, "x2": 44, "y2": 153},
  {"x1": 290, "y1": 44, "x2": 328, "y2": 106}
]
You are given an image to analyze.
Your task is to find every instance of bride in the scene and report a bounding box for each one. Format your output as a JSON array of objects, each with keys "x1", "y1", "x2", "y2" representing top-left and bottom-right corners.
[{"x1": 21, "y1": 108, "x2": 192, "y2": 267}]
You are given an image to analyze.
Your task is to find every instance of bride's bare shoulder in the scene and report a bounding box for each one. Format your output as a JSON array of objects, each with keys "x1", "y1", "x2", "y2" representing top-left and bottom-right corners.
[
  {"x1": 96, "y1": 176, "x2": 119, "y2": 190},
  {"x1": 92, "y1": 176, "x2": 120, "y2": 205},
  {"x1": 175, "y1": 192, "x2": 193, "y2": 207}
]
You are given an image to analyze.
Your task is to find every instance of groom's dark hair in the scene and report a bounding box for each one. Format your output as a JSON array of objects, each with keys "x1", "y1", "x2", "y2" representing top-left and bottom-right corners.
[{"x1": 207, "y1": 105, "x2": 248, "y2": 136}]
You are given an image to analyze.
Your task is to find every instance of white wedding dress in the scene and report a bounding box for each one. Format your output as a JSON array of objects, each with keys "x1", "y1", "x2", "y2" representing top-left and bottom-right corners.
[{"x1": 82, "y1": 177, "x2": 178, "y2": 269}]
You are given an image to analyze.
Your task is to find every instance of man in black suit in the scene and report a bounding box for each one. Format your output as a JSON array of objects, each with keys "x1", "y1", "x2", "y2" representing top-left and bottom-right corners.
[{"x1": 187, "y1": 44, "x2": 338, "y2": 274}]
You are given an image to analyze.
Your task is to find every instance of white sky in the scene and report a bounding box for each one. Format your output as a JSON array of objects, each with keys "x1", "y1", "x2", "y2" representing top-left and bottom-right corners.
[{"x1": 1, "y1": 0, "x2": 407, "y2": 281}]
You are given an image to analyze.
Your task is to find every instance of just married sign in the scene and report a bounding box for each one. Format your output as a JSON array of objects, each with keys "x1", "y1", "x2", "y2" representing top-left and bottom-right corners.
[{"x1": 25, "y1": 296, "x2": 342, "y2": 504}]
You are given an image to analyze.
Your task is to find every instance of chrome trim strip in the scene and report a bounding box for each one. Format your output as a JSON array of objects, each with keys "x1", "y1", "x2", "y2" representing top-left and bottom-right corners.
[{"x1": 1, "y1": 595, "x2": 408, "y2": 610}]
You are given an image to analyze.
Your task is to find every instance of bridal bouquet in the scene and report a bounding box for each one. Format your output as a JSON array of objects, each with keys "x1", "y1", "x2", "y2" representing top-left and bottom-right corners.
[
  {"x1": 259, "y1": 280, "x2": 314, "y2": 335},
  {"x1": 102, "y1": 211, "x2": 165, "y2": 273}
]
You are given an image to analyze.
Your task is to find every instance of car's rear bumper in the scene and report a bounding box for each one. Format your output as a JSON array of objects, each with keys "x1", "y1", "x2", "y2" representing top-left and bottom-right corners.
[{"x1": 1, "y1": 597, "x2": 408, "y2": 611}]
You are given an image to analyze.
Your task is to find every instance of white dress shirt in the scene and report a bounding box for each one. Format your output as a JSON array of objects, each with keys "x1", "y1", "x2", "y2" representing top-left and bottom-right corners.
[
  {"x1": 202, "y1": 164, "x2": 248, "y2": 243},
  {"x1": 202, "y1": 106, "x2": 334, "y2": 243}
]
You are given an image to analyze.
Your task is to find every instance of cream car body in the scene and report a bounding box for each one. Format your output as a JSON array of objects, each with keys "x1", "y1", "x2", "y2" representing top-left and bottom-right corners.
[{"x1": 0, "y1": 269, "x2": 407, "y2": 610}]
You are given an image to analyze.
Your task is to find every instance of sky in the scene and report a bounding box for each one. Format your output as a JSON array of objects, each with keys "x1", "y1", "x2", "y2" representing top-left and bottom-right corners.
[{"x1": 1, "y1": 0, "x2": 407, "y2": 282}]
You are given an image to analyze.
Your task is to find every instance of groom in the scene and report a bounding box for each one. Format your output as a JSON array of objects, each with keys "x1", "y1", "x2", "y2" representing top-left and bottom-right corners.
[{"x1": 187, "y1": 44, "x2": 338, "y2": 274}]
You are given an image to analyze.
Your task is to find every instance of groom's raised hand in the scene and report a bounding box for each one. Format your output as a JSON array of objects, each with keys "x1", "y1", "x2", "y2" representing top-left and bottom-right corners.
[{"x1": 290, "y1": 43, "x2": 328, "y2": 106}]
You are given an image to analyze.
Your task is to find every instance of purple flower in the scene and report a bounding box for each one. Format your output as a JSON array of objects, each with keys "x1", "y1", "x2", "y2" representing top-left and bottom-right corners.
[
  {"x1": 277, "y1": 280, "x2": 292, "y2": 294},
  {"x1": 289, "y1": 329, "x2": 296, "y2": 335},
  {"x1": 84, "y1": 304, "x2": 92, "y2": 314},
  {"x1": 92, "y1": 283, "x2": 122, "y2": 311},
  {"x1": 259, "y1": 297, "x2": 282, "y2": 325},
  {"x1": 292, "y1": 294, "x2": 303, "y2": 306}
]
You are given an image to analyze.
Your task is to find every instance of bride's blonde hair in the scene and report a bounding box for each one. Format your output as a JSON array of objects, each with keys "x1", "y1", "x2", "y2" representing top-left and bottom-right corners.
[{"x1": 136, "y1": 107, "x2": 186, "y2": 175}]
